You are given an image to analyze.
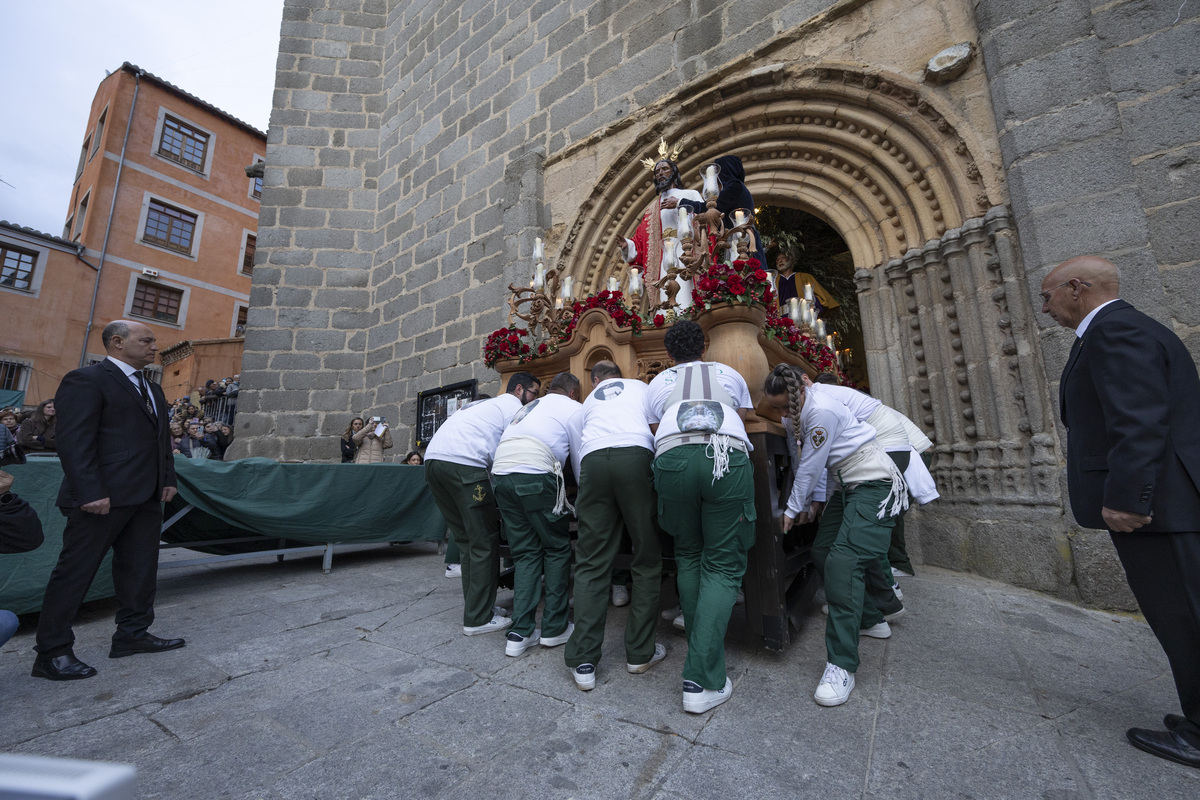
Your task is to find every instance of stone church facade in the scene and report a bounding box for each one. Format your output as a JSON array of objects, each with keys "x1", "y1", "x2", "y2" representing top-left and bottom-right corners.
[{"x1": 232, "y1": 0, "x2": 1200, "y2": 609}]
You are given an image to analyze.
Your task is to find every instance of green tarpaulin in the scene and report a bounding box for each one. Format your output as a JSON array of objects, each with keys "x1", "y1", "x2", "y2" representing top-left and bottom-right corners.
[{"x1": 1, "y1": 458, "x2": 444, "y2": 615}]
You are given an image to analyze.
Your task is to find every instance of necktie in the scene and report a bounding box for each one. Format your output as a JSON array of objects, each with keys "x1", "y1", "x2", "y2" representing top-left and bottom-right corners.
[{"x1": 135, "y1": 371, "x2": 154, "y2": 414}]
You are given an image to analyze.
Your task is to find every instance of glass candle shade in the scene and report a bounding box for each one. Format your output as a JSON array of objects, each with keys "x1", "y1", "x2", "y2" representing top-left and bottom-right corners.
[{"x1": 702, "y1": 164, "x2": 720, "y2": 202}]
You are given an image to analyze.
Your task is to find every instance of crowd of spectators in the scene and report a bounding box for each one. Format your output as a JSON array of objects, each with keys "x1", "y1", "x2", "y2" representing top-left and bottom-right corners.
[
  {"x1": 1, "y1": 403, "x2": 58, "y2": 455},
  {"x1": 167, "y1": 397, "x2": 234, "y2": 461},
  {"x1": 2, "y1": 373, "x2": 238, "y2": 464}
]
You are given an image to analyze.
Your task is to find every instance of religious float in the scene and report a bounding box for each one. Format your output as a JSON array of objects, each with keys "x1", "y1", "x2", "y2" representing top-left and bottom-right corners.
[{"x1": 485, "y1": 160, "x2": 846, "y2": 651}]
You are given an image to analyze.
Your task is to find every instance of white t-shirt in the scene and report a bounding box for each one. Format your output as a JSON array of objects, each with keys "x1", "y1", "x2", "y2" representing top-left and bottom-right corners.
[
  {"x1": 492, "y1": 393, "x2": 581, "y2": 476},
  {"x1": 786, "y1": 390, "x2": 883, "y2": 516},
  {"x1": 645, "y1": 361, "x2": 753, "y2": 450},
  {"x1": 567, "y1": 378, "x2": 654, "y2": 480},
  {"x1": 424, "y1": 394, "x2": 522, "y2": 469},
  {"x1": 809, "y1": 383, "x2": 922, "y2": 452}
]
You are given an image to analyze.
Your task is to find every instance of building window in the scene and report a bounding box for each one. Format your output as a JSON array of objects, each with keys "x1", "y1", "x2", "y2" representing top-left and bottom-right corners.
[
  {"x1": 1, "y1": 245, "x2": 37, "y2": 292},
  {"x1": 158, "y1": 115, "x2": 210, "y2": 172},
  {"x1": 90, "y1": 110, "x2": 106, "y2": 161},
  {"x1": 75, "y1": 135, "x2": 91, "y2": 181},
  {"x1": 0, "y1": 359, "x2": 29, "y2": 392},
  {"x1": 236, "y1": 305, "x2": 248, "y2": 337},
  {"x1": 248, "y1": 156, "x2": 265, "y2": 201},
  {"x1": 130, "y1": 279, "x2": 183, "y2": 324},
  {"x1": 241, "y1": 234, "x2": 256, "y2": 275},
  {"x1": 142, "y1": 200, "x2": 196, "y2": 254},
  {"x1": 74, "y1": 193, "x2": 89, "y2": 240}
]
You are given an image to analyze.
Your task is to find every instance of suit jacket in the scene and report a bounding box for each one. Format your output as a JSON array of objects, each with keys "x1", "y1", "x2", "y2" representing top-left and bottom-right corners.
[
  {"x1": 54, "y1": 359, "x2": 176, "y2": 509},
  {"x1": 1060, "y1": 299, "x2": 1200, "y2": 531}
]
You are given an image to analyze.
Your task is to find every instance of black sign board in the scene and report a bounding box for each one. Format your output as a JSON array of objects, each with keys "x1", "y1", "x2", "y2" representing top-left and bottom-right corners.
[{"x1": 415, "y1": 379, "x2": 478, "y2": 448}]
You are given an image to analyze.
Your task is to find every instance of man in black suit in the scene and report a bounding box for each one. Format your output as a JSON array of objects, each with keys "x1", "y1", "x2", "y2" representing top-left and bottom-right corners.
[
  {"x1": 32, "y1": 320, "x2": 185, "y2": 680},
  {"x1": 1043, "y1": 255, "x2": 1200, "y2": 768}
]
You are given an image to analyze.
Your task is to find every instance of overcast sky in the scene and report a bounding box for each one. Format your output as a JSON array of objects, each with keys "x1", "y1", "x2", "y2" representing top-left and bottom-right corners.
[{"x1": 0, "y1": 1, "x2": 285, "y2": 236}]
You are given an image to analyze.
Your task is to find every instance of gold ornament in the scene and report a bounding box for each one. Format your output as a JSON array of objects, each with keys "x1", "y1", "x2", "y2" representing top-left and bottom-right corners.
[{"x1": 641, "y1": 137, "x2": 684, "y2": 170}]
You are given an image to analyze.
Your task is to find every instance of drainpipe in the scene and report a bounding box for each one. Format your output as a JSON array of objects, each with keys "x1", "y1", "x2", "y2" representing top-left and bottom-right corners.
[{"x1": 79, "y1": 67, "x2": 142, "y2": 368}]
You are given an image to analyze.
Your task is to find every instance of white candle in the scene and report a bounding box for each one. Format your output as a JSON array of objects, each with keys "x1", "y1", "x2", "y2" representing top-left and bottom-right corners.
[
  {"x1": 561, "y1": 275, "x2": 574, "y2": 302},
  {"x1": 677, "y1": 207, "x2": 691, "y2": 240},
  {"x1": 533, "y1": 264, "x2": 546, "y2": 291},
  {"x1": 629, "y1": 268, "x2": 642, "y2": 297},
  {"x1": 733, "y1": 209, "x2": 748, "y2": 228},
  {"x1": 815, "y1": 318, "x2": 826, "y2": 338},
  {"x1": 703, "y1": 165, "x2": 719, "y2": 201},
  {"x1": 826, "y1": 334, "x2": 834, "y2": 350},
  {"x1": 804, "y1": 282, "x2": 814, "y2": 302},
  {"x1": 787, "y1": 297, "x2": 801, "y2": 324},
  {"x1": 533, "y1": 237, "x2": 544, "y2": 263},
  {"x1": 607, "y1": 276, "x2": 620, "y2": 292}
]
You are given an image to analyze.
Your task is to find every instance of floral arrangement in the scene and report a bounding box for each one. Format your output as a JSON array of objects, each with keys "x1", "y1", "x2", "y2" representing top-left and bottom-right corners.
[
  {"x1": 483, "y1": 325, "x2": 533, "y2": 368},
  {"x1": 562, "y1": 290, "x2": 642, "y2": 340},
  {"x1": 764, "y1": 312, "x2": 845, "y2": 378},
  {"x1": 691, "y1": 258, "x2": 775, "y2": 310},
  {"x1": 649, "y1": 306, "x2": 697, "y2": 328},
  {"x1": 484, "y1": 291, "x2": 642, "y2": 368}
]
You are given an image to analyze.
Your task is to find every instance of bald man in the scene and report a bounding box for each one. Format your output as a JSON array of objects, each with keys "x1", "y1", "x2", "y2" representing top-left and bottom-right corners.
[
  {"x1": 1042, "y1": 256, "x2": 1200, "y2": 768},
  {"x1": 33, "y1": 320, "x2": 183, "y2": 681}
]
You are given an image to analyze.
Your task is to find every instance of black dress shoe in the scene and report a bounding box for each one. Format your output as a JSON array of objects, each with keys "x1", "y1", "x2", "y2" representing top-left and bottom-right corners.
[
  {"x1": 1164, "y1": 714, "x2": 1185, "y2": 731},
  {"x1": 31, "y1": 653, "x2": 98, "y2": 681},
  {"x1": 1127, "y1": 727, "x2": 1200, "y2": 768},
  {"x1": 109, "y1": 634, "x2": 186, "y2": 658}
]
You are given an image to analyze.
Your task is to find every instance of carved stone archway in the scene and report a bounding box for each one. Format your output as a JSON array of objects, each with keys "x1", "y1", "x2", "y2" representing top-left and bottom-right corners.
[{"x1": 554, "y1": 63, "x2": 1061, "y2": 515}]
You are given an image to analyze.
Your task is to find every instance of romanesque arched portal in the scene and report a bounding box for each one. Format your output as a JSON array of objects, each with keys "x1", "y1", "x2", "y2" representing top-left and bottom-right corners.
[{"x1": 555, "y1": 64, "x2": 1061, "y2": 515}]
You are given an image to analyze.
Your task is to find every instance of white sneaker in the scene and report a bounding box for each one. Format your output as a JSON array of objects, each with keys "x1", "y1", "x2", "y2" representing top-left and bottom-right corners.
[
  {"x1": 445, "y1": 563, "x2": 461, "y2": 578},
  {"x1": 860, "y1": 621, "x2": 891, "y2": 639},
  {"x1": 463, "y1": 614, "x2": 512, "y2": 636},
  {"x1": 540, "y1": 621, "x2": 574, "y2": 647},
  {"x1": 505, "y1": 629, "x2": 540, "y2": 657},
  {"x1": 661, "y1": 605, "x2": 681, "y2": 620},
  {"x1": 820, "y1": 604, "x2": 829, "y2": 615},
  {"x1": 891, "y1": 567, "x2": 912, "y2": 578},
  {"x1": 573, "y1": 663, "x2": 596, "y2": 691},
  {"x1": 893, "y1": 582, "x2": 904, "y2": 601},
  {"x1": 627, "y1": 643, "x2": 667, "y2": 674},
  {"x1": 884, "y1": 607, "x2": 906, "y2": 623},
  {"x1": 683, "y1": 676, "x2": 733, "y2": 713},
  {"x1": 672, "y1": 613, "x2": 685, "y2": 631},
  {"x1": 611, "y1": 585, "x2": 630, "y2": 607},
  {"x1": 814, "y1": 662, "x2": 855, "y2": 706}
]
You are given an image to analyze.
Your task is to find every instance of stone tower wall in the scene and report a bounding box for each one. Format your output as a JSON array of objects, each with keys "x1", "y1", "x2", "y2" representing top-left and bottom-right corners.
[{"x1": 232, "y1": 0, "x2": 1200, "y2": 609}]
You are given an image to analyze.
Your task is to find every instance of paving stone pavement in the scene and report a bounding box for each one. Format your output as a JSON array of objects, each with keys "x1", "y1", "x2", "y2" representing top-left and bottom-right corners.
[{"x1": 3, "y1": 544, "x2": 1198, "y2": 799}]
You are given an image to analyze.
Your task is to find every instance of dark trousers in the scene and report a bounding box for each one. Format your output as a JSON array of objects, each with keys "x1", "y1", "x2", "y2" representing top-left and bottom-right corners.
[
  {"x1": 566, "y1": 447, "x2": 662, "y2": 669},
  {"x1": 493, "y1": 473, "x2": 572, "y2": 639},
  {"x1": 424, "y1": 459, "x2": 501, "y2": 628},
  {"x1": 36, "y1": 500, "x2": 163, "y2": 657},
  {"x1": 1110, "y1": 530, "x2": 1200, "y2": 748}
]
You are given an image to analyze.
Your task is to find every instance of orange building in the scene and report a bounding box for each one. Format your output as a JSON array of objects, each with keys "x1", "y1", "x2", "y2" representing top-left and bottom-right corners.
[
  {"x1": 0, "y1": 223, "x2": 95, "y2": 408},
  {"x1": 1, "y1": 62, "x2": 263, "y2": 408}
]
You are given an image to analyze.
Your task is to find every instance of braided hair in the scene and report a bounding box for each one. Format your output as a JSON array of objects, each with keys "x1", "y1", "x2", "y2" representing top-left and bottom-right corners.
[{"x1": 762, "y1": 363, "x2": 806, "y2": 425}]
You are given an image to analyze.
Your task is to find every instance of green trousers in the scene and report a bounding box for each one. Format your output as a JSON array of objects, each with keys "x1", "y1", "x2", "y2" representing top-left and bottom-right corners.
[
  {"x1": 493, "y1": 472, "x2": 572, "y2": 639},
  {"x1": 815, "y1": 480, "x2": 897, "y2": 673},
  {"x1": 444, "y1": 534, "x2": 460, "y2": 566},
  {"x1": 565, "y1": 447, "x2": 662, "y2": 669},
  {"x1": 653, "y1": 445, "x2": 755, "y2": 690},
  {"x1": 424, "y1": 459, "x2": 501, "y2": 627}
]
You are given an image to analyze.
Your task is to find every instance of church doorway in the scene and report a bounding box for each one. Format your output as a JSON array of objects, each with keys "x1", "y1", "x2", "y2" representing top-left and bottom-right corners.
[{"x1": 757, "y1": 205, "x2": 866, "y2": 389}]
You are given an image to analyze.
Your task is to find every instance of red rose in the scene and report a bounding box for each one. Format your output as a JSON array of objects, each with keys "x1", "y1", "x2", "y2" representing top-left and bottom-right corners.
[
  {"x1": 654, "y1": 313, "x2": 665, "y2": 327},
  {"x1": 728, "y1": 277, "x2": 746, "y2": 295},
  {"x1": 747, "y1": 258, "x2": 761, "y2": 269},
  {"x1": 753, "y1": 269, "x2": 767, "y2": 281}
]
